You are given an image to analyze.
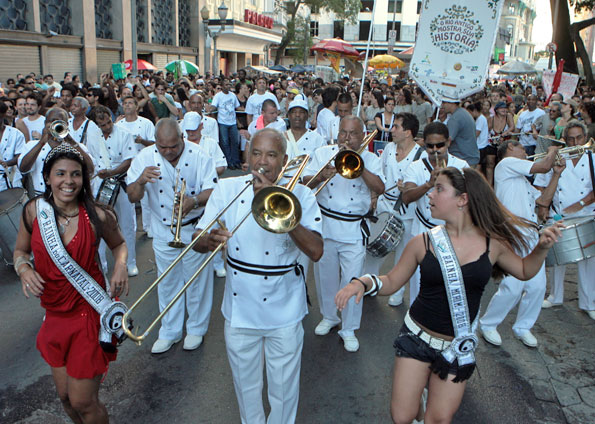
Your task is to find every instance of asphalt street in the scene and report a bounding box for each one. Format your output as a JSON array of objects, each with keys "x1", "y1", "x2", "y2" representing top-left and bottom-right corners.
[{"x1": 1, "y1": 215, "x2": 594, "y2": 423}]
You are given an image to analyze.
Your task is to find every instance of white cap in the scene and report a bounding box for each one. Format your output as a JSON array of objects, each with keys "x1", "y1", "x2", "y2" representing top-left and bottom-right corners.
[
  {"x1": 181, "y1": 112, "x2": 202, "y2": 131},
  {"x1": 196, "y1": 79, "x2": 205, "y2": 85},
  {"x1": 288, "y1": 98, "x2": 308, "y2": 113}
]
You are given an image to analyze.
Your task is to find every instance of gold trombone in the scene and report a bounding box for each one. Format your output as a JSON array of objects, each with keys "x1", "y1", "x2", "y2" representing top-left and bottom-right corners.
[
  {"x1": 169, "y1": 169, "x2": 187, "y2": 248},
  {"x1": 527, "y1": 139, "x2": 594, "y2": 162},
  {"x1": 306, "y1": 130, "x2": 377, "y2": 196},
  {"x1": 122, "y1": 155, "x2": 310, "y2": 345}
]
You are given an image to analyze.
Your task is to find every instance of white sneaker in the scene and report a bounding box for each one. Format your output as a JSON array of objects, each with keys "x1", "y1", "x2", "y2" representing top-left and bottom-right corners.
[
  {"x1": 183, "y1": 335, "x2": 204, "y2": 351},
  {"x1": 480, "y1": 328, "x2": 502, "y2": 346},
  {"x1": 541, "y1": 299, "x2": 561, "y2": 309},
  {"x1": 128, "y1": 265, "x2": 139, "y2": 277},
  {"x1": 388, "y1": 292, "x2": 404, "y2": 307},
  {"x1": 314, "y1": 319, "x2": 337, "y2": 336},
  {"x1": 588, "y1": 310, "x2": 595, "y2": 320},
  {"x1": 516, "y1": 331, "x2": 538, "y2": 348},
  {"x1": 342, "y1": 335, "x2": 359, "y2": 352},
  {"x1": 215, "y1": 267, "x2": 227, "y2": 278},
  {"x1": 151, "y1": 338, "x2": 181, "y2": 354}
]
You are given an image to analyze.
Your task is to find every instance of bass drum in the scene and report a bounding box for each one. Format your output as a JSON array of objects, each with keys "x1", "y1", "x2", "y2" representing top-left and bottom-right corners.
[
  {"x1": 366, "y1": 211, "x2": 405, "y2": 258},
  {"x1": 546, "y1": 216, "x2": 595, "y2": 267},
  {"x1": 96, "y1": 177, "x2": 121, "y2": 208},
  {"x1": 0, "y1": 188, "x2": 29, "y2": 265}
]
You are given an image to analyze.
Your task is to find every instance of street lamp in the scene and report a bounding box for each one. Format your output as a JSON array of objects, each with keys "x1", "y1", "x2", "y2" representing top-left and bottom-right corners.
[{"x1": 201, "y1": 2, "x2": 228, "y2": 77}]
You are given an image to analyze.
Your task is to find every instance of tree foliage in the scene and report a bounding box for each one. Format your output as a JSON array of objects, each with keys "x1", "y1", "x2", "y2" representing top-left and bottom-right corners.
[{"x1": 273, "y1": 0, "x2": 361, "y2": 65}]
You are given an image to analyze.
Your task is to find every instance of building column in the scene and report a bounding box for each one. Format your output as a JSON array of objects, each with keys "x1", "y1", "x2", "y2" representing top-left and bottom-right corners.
[
  {"x1": 115, "y1": 0, "x2": 132, "y2": 61},
  {"x1": 71, "y1": 0, "x2": 97, "y2": 84},
  {"x1": 229, "y1": 51, "x2": 237, "y2": 74},
  {"x1": 173, "y1": 0, "x2": 180, "y2": 47}
]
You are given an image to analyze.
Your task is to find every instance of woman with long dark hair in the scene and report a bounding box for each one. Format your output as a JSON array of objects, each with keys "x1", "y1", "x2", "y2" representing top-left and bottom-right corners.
[
  {"x1": 13, "y1": 144, "x2": 128, "y2": 424},
  {"x1": 336, "y1": 167, "x2": 562, "y2": 424}
]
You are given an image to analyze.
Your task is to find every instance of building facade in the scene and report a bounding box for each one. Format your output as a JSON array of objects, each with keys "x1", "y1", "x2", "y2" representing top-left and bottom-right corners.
[
  {"x1": 0, "y1": 0, "x2": 285, "y2": 84},
  {"x1": 496, "y1": 0, "x2": 536, "y2": 62}
]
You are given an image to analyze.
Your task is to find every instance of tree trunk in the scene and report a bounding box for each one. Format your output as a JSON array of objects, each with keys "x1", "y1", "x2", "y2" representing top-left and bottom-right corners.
[
  {"x1": 570, "y1": 17, "x2": 595, "y2": 86},
  {"x1": 550, "y1": 0, "x2": 579, "y2": 74},
  {"x1": 273, "y1": 1, "x2": 302, "y2": 65}
]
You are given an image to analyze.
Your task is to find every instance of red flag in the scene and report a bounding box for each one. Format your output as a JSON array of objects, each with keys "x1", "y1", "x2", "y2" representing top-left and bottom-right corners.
[{"x1": 544, "y1": 59, "x2": 565, "y2": 106}]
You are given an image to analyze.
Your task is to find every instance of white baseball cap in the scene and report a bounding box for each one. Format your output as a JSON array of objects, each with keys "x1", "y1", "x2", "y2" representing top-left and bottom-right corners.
[
  {"x1": 288, "y1": 98, "x2": 308, "y2": 113},
  {"x1": 181, "y1": 112, "x2": 202, "y2": 131}
]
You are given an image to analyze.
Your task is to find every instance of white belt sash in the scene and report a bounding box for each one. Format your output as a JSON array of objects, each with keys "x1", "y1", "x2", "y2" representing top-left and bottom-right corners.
[
  {"x1": 428, "y1": 225, "x2": 479, "y2": 382},
  {"x1": 36, "y1": 198, "x2": 129, "y2": 347}
]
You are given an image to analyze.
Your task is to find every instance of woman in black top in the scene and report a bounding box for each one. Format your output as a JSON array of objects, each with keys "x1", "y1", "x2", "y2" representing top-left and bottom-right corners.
[
  {"x1": 374, "y1": 96, "x2": 396, "y2": 142},
  {"x1": 336, "y1": 167, "x2": 562, "y2": 424}
]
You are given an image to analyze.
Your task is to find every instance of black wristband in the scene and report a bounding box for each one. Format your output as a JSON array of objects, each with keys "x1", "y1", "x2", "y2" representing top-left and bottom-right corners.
[{"x1": 351, "y1": 277, "x2": 368, "y2": 291}]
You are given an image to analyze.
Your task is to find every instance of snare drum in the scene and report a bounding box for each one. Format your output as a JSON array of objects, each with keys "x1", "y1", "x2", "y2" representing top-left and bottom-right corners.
[
  {"x1": 96, "y1": 176, "x2": 121, "y2": 207},
  {"x1": 546, "y1": 216, "x2": 595, "y2": 267},
  {"x1": 0, "y1": 188, "x2": 28, "y2": 265},
  {"x1": 366, "y1": 211, "x2": 405, "y2": 258}
]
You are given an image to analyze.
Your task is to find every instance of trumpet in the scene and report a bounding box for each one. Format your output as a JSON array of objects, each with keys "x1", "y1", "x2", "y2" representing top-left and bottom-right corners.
[
  {"x1": 49, "y1": 120, "x2": 69, "y2": 140},
  {"x1": 433, "y1": 152, "x2": 447, "y2": 169},
  {"x1": 122, "y1": 155, "x2": 310, "y2": 345},
  {"x1": 169, "y1": 169, "x2": 187, "y2": 248},
  {"x1": 527, "y1": 139, "x2": 594, "y2": 162},
  {"x1": 306, "y1": 130, "x2": 378, "y2": 196}
]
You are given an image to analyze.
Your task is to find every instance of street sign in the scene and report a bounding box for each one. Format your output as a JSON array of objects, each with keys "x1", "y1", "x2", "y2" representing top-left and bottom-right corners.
[
  {"x1": 388, "y1": 29, "x2": 397, "y2": 54},
  {"x1": 546, "y1": 42, "x2": 558, "y2": 54}
]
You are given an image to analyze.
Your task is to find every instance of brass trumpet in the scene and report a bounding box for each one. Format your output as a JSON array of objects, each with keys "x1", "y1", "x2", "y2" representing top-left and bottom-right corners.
[
  {"x1": 527, "y1": 139, "x2": 594, "y2": 162},
  {"x1": 122, "y1": 155, "x2": 310, "y2": 345},
  {"x1": 49, "y1": 120, "x2": 69, "y2": 140},
  {"x1": 433, "y1": 152, "x2": 447, "y2": 169},
  {"x1": 307, "y1": 130, "x2": 378, "y2": 196},
  {"x1": 169, "y1": 169, "x2": 187, "y2": 248}
]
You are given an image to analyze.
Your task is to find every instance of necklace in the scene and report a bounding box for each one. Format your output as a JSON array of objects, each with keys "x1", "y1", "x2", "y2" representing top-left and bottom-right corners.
[{"x1": 57, "y1": 208, "x2": 79, "y2": 235}]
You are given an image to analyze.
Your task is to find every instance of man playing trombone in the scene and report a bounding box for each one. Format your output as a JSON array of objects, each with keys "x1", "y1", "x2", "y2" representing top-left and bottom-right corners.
[
  {"x1": 127, "y1": 118, "x2": 218, "y2": 353},
  {"x1": 194, "y1": 128, "x2": 323, "y2": 424},
  {"x1": 303, "y1": 116, "x2": 385, "y2": 352}
]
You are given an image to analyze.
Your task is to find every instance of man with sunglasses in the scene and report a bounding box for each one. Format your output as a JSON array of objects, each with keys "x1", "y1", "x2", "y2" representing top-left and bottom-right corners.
[
  {"x1": 534, "y1": 121, "x2": 595, "y2": 320},
  {"x1": 401, "y1": 122, "x2": 468, "y2": 305}
]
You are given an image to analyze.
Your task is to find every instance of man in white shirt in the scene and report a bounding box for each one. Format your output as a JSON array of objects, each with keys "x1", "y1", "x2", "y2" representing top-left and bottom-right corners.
[
  {"x1": 194, "y1": 128, "x2": 323, "y2": 424},
  {"x1": 534, "y1": 122, "x2": 595, "y2": 320},
  {"x1": 127, "y1": 118, "x2": 218, "y2": 354},
  {"x1": 186, "y1": 94, "x2": 219, "y2": 141},
  {"x1": 211, "y1": 78, "x2": 241, "y2": 169},
  {"x1": 284, "y1": 99, "x2": 325, "y2": 160},
  {"x1": 181, "y1": 112, "x2": 227, "y2": 175},
  {"x1": 516, "y1": 95, "x2": 545, "y2": 156},
  {"x1": 479, "y1": 140, "x2": 559, "y2": 348},
  {"x1": 245, "y1": 76, "x2": 279, "y2": 126},
  {"x1": 247, "y1": 100, "x2": 287, "y2": 140},
  {"x1": 467, "y1": 102, "x2": 490, "y2": 176},
  {"x1": 304, "y1": 116, "x2": 385, "y2": 352},
  {"x1": 402, "y1": 122, "x2": 468, "y2": 305},
  {"x1": 0, "y1": 103, "x2": 25, "y2": 190},
  {"x1": 92, "y1": 105, "x2": 138, "y2": 277},
  {"x1": 316, "y1": 86, "x2": 340, "y2": 144},
  {"x1": 411, "y1": 88, "x2": 433, "y2": 137},
  {"x1": 23, "y1": 94, "x2": 46, "y2": 141}
]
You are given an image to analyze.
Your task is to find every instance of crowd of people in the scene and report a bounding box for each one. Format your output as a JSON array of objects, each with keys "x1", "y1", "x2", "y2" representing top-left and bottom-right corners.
[{"x1": 3, "y1": 66, "x2": 593, "y2": 424}]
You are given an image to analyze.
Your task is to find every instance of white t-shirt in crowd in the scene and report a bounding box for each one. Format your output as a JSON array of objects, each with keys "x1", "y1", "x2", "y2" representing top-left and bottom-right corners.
[
  {"x1": 212, "y1": 91, "x2": 240, "y2": 125},
  {"x1": 516, "y1": 108, "x2": 545, "y2": 147},
  {"x1": 23, "y1": 115, "x2": 46, "y2": 140},
  {"x1": 475, "y1": 114, "x2": 489, "y2": 149},
  {"x1": 245, "y1": 92, "x2": 279, "y2": 118}
]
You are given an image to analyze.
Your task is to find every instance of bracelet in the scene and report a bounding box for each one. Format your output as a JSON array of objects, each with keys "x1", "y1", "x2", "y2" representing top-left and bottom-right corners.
[
  {"x1": 360, "y1": 274, "x2": 383, "y2": 297},
  {"x1": 351, "y1": 277, "x2": 368, "y2": 292},
  {"x1": 14, "y1": 256, "x2": 33, "y2": 276},
  {"x1": 193, "y1": 195, "x2": 200, "y2": 209}
]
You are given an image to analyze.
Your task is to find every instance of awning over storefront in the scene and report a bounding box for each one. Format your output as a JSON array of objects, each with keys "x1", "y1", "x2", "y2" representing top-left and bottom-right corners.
[{"x1": 206, "y1": 19, "x2": 283, "y2": 55}]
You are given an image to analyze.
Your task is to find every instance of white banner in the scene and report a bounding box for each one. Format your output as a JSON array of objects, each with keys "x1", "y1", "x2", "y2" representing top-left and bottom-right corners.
[
  {"x1": 542, "y1": 70, "x2": 580, "y2": 101},
  {"x1": 410, "y1": 0, "x2": 505, "y2": 105}
]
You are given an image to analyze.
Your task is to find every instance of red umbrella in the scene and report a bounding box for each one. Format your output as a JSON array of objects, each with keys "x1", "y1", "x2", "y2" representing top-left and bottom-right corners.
[
  {"x1": 311, "y1": 38, "x2": 360, "y2": 58},
  {"x1": 124, "y1": 59, "x2": 158, "y2": 71}
]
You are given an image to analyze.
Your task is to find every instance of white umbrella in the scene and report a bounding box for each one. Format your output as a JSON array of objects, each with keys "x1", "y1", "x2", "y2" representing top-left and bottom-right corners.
[{"x1": 496, "y1": 60, "x2": 538, "y2": 75}]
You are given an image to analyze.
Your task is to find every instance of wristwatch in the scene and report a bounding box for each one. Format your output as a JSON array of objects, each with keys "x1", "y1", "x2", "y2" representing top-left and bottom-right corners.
[{"x1": 579, "y1": 200, "x2": 586, "y2": 207}]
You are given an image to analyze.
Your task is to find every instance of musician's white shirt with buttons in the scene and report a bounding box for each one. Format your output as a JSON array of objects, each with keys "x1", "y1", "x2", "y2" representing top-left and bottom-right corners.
[
  {"x1": 68, "y1": 118, "x2": 110, "y2": 173},
  {"x1": 533, "y1": 153, "x2": 595, "y2": 217},
  {"x1": 184, "y1": 135, "x2": 228, "y2": 169},
  {"x1": 316, "y1": 108, "x2": 336, "y2": 143},
  {"x1": 495, "y1": 157, "x2": 540, "y2": 224},
  {"x1": 197, "y1": 175, "x2": 322, "y2": 330},
  {"x1": 306, "y1": 145, "x2": 385, "y2": 243},
  {"x1": 127, "y1": 142, "x2": 218, "y2": 240},
  {"x1": 0, "y1": 126, "x2": 25, "y2": 191},
  {"x1": 17, "y1": 140, "x2": 94, "y2": 193},
  {"x1": 285, "y1": 129, "x2": 326, "y2": 160},
  {"x1": 116, "y1": 116, "x2": 155, "y2": 153},
  {"x1": 404, "y1": 153, "x2": 469, "y2": 235},
  {"x1": 200, "y1": 115, "x2": 219, "y2": 141},
  {"x1": 101, "y1": 125, "x2": 136, "y2": 171}
]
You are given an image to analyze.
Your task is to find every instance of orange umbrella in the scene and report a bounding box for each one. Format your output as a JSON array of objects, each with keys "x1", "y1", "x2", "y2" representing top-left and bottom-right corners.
[{"x1": 369, "y1": 55, "x2": 405, "y2": 69}]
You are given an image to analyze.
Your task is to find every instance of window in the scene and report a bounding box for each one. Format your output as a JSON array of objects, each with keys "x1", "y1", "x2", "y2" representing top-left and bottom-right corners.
[
  {"x1": 359, "y1": 21, "x2": 371, "y2": 41},
  {"x1": 310, "y1": 4, "x2": 319, "y2": 14},
  {"x1": 333, "y1": 20, "x2": 344, "y2": 39},
  {"x1": 360, "y1": 1, "x2": 374, "y2": 12},
  {"x1": 508, "y1": 5, "x2": 515, "y2": 15},
  {"x1": 388, "y1": 0, "x2": 403, "y2": 14},
  {"x1": 310, "y1": 20, "x2": 319, "y2": 37},
  {"x1": 386, "y1": 22, "x2": 401, "y2": 41},
  {"x1": 417, "y1": 1, "x2": 422, "y2": 14}
]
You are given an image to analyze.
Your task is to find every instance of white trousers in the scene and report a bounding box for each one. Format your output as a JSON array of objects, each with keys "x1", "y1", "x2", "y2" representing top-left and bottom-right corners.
[
  {"x1": 224, "y1": 320, "x2": 304, "y2": 424},
  {"x1": 480, "y1": 263, "x2": 546, "y2": 335},
  {"x1": 363, "y1": 218, "x2": 414, "y2": 301},
  {"x1": 140, "y1": 194, "x2": 151, "y2": 233},
  {"x1": 546, "y1": 257, "x2": 595, "y2": 311},
  {"x1": 314, "y1": 239, "x2": 365, "y2": 337},
  {"x1": 153, "y1": 233, "x2": 214, "y2": 340},
  {"x1": 99, "y1": 185, "x2": 137, "y2": 270}
]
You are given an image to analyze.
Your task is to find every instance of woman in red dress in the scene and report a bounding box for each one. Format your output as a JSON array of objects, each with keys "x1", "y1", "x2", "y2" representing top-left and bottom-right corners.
[{"x1": 13, "y1": 143, "x2": 128, "y2": 424}]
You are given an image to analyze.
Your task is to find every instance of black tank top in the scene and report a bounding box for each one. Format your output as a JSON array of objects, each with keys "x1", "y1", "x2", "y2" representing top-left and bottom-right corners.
[{"x1": 409, "y1": 233, "x2": 492, "y2": 337}]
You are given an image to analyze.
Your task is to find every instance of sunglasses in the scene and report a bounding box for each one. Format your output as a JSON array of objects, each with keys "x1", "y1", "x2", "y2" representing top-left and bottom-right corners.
[{"x1": 425, "y1": 141, "x2": 446, "y2": 149}]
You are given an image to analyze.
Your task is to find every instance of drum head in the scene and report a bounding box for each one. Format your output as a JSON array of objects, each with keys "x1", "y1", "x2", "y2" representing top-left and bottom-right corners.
[{"x1": 0, "y1": 188, "x2": 27, "y2": 210}]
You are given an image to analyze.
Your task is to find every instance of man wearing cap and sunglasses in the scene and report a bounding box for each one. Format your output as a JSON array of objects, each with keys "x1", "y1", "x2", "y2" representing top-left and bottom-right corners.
[{"x1": 284, "y1": 99, "x2": 325, "y2": 160}]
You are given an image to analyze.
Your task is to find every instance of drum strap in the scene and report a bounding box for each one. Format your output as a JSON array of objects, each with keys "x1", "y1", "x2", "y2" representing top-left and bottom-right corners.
[
  {"x1": 79, "y1": 120, "x2": 90, "y2": 145},
  {"x1": 588, "y1": 151, "x2": 594, "y2": 196},
  {"x1": 428, "y1": 225, "x2": 479, "y2": 382},
  {"x1": 36, "y1": 198, "x2": 129, "y2": 349}
]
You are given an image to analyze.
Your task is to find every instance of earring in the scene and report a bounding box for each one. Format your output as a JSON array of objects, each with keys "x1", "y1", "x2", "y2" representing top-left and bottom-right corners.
[{"x1": 458, "y1": 206, "x2": 463, "y2": 211}]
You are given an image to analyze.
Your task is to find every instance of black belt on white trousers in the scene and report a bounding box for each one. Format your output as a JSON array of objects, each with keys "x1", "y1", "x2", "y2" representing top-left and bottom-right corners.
[{"x1": 318, "y1": 203, "x2": 371, "y2": 245}]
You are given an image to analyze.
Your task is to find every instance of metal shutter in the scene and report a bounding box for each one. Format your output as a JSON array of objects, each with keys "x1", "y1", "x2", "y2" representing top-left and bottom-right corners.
[
  {"x1": 96, "y1": 50, "x2": 121, "y2": 79},
  {"x1": 181, "y1": 54, "x2": 196, "y2": 63},
  {"x1": 47, "y1": 47, "x2": 82, "y2": 80},
  {"x1": 167, "y1": 54, "x2": 179, "y2": 62},
  {"x1": 153, "y1": 53, "x2": 168, "y2": 70},
  {"x1": 0, "y1": 45, "x2": 40, "y2": 82}
]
